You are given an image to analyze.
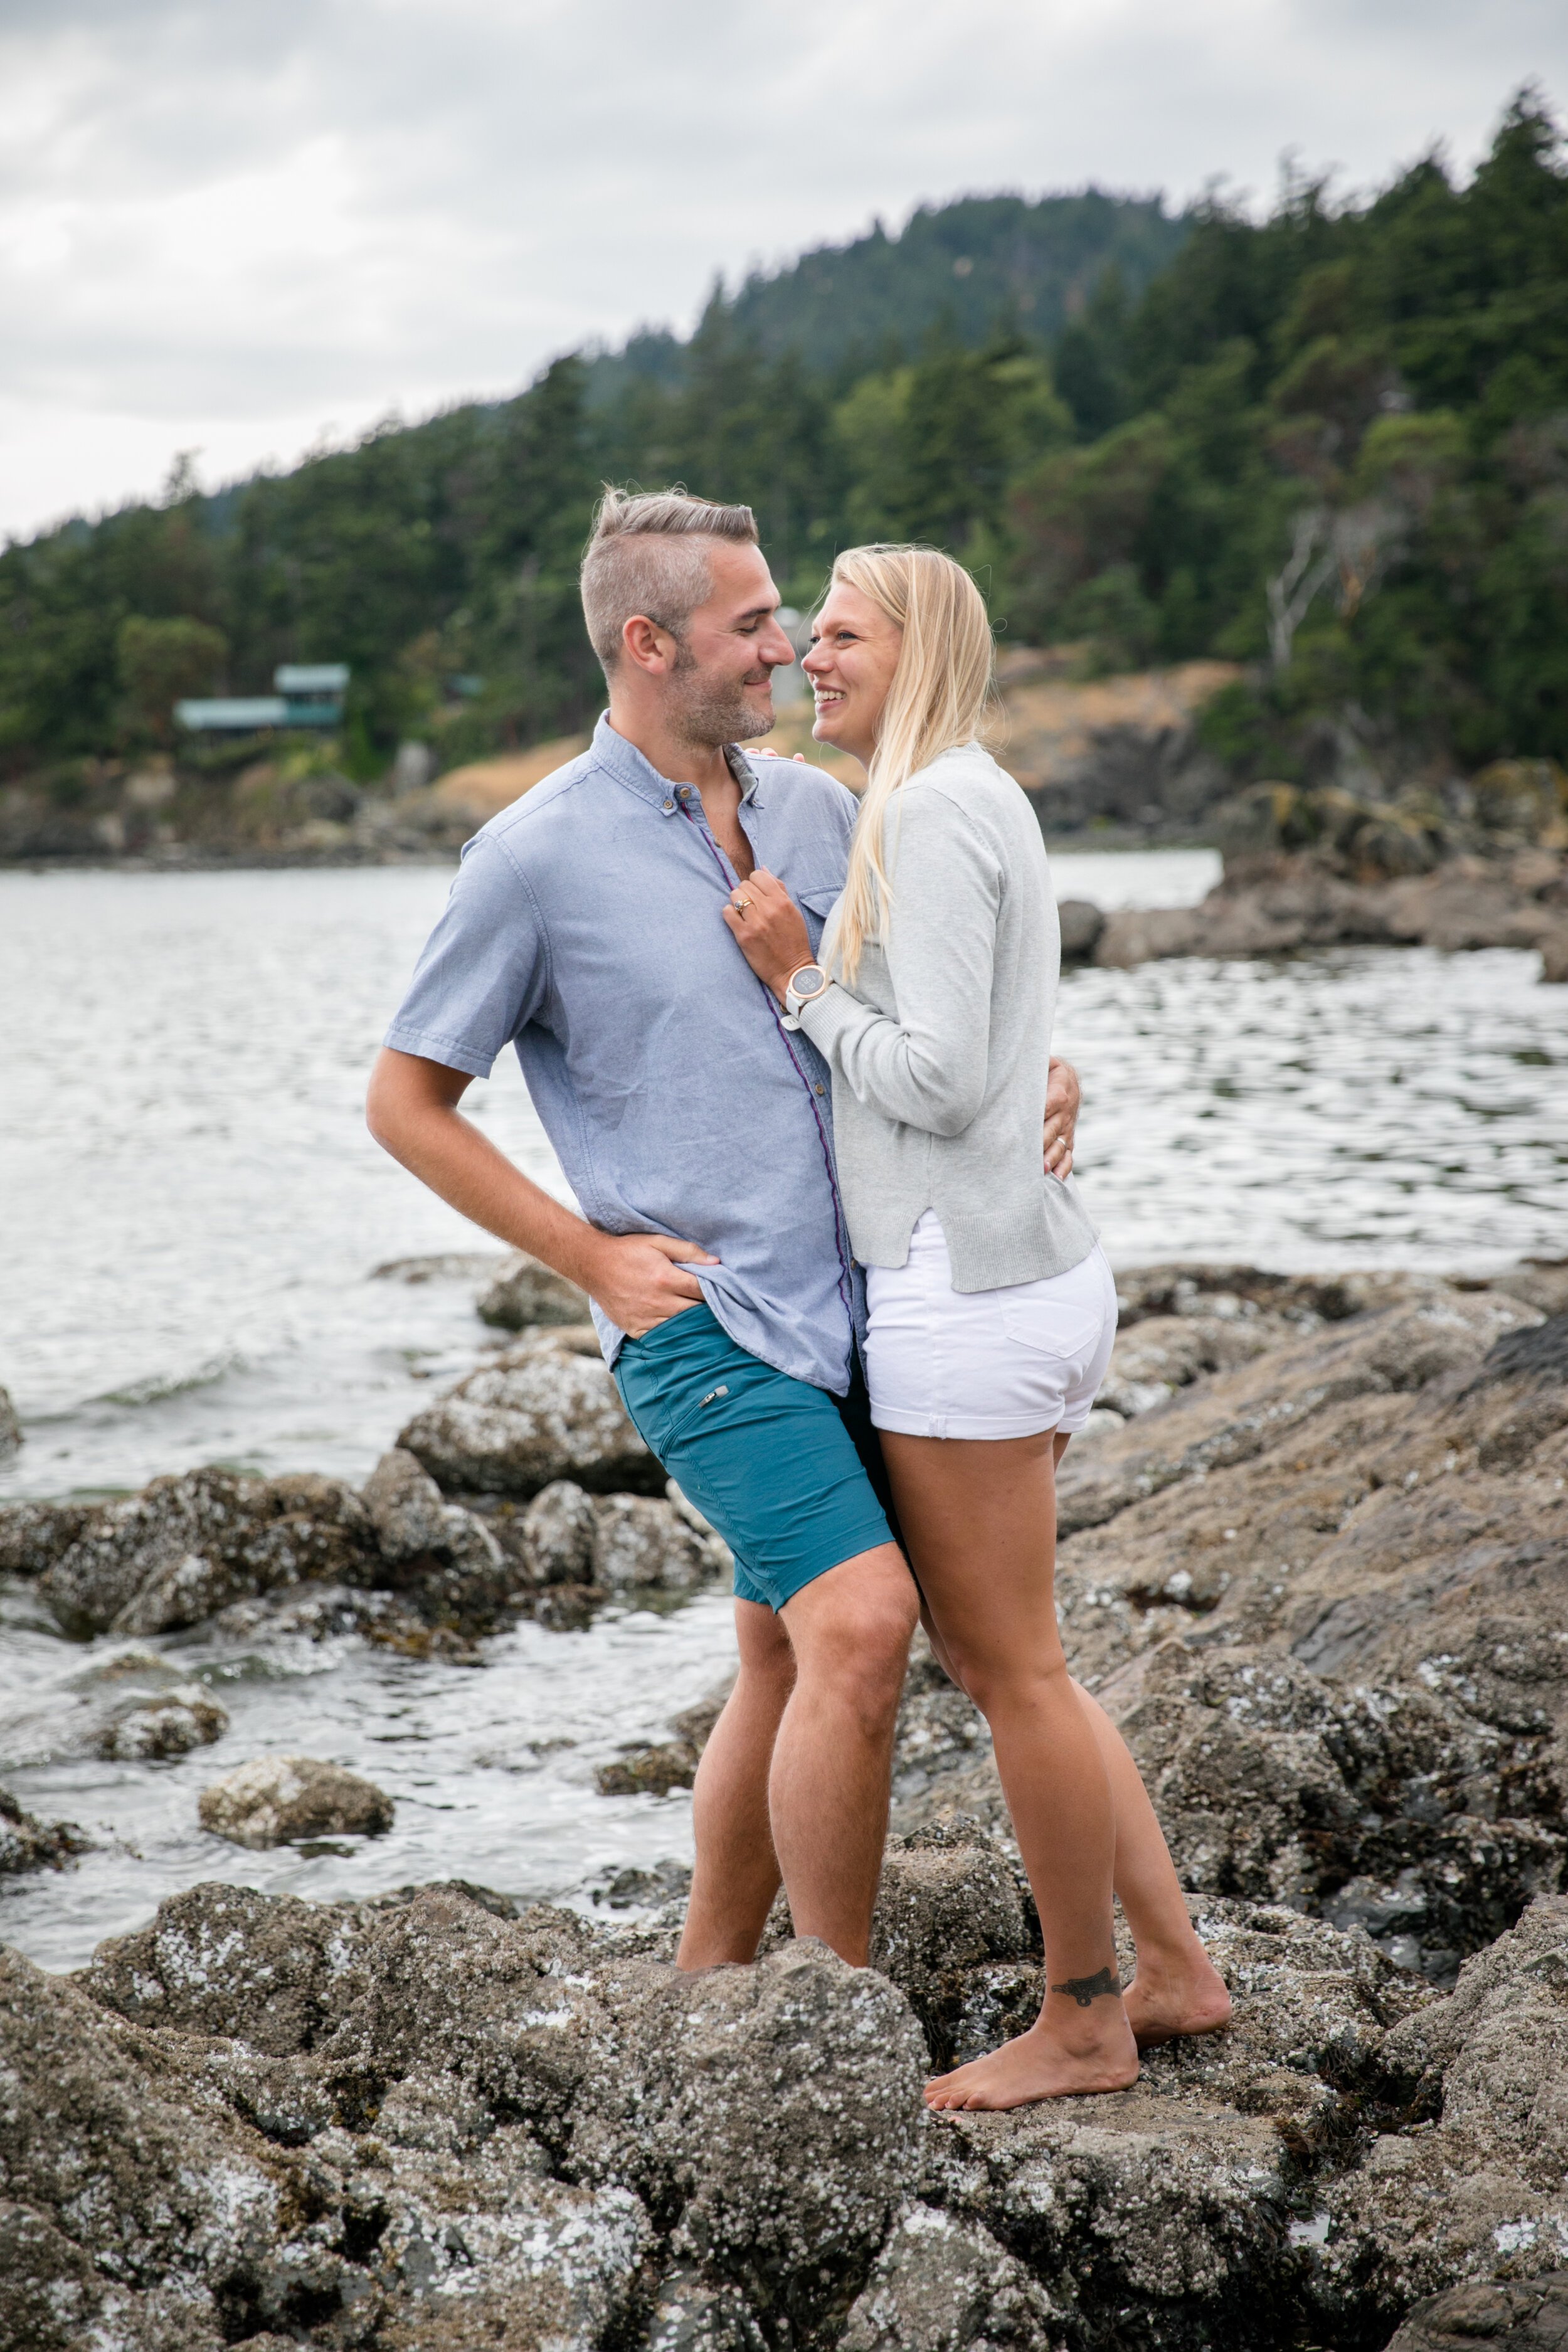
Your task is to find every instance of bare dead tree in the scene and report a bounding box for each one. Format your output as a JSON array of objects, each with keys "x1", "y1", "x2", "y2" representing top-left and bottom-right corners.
[
  {"x1": 1266, "y1": 508, "x2": 1336, "y2": 671},
  {"x1": 1267, "y1": 500, "x2": 1405, "y2": 670}
]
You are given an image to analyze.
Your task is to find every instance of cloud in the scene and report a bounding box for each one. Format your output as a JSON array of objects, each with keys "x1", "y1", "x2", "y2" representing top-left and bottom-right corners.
[{"x1": 2, "y1": 0, "x2": 1565, "y2": 538}]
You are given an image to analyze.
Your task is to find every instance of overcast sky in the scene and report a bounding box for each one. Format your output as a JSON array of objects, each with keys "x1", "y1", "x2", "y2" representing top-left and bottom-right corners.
[{"x1": 3, "y1": 0, "x2": 1565, "y2": 544}]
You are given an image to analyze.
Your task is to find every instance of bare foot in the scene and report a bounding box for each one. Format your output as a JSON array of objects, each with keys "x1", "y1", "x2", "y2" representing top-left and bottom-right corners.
[
  {"x1": 1124, "y1": 1946, "x2": 1233, "y2": 2050},
  {"x1": 925, "y1": 2006, "x2": 1140, "y2": 2111}
]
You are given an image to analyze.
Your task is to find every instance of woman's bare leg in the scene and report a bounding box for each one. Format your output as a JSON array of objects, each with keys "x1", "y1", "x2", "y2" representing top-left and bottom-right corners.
[
  {"x1": 1072, "y1": 1680, "x2": 1232, "y2": 2042},
  {"x1": 1046, "y1": 1431, "x2": 1229, "y2": 2043},
  {"x1": 885, "y1": 1428, "x2": 1138, "y2": 2109},
  {"x1": 914, "y1": 1431, "x2": 1230, "y2": 2048}
]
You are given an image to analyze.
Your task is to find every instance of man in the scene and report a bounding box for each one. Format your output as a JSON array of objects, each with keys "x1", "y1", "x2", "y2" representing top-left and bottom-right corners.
[{"x1": 367, "y1": 489, "x2": 1079, "y2": 1970}]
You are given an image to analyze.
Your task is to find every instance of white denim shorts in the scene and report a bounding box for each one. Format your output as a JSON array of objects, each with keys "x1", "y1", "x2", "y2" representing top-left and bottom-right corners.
[{"x1": 865, "y1": 1213, "x2": 1118, "y2": 1440}]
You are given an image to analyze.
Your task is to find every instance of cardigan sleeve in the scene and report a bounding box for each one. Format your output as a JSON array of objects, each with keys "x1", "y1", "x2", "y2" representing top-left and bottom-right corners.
[{"x1": 796, "y1": 783, "x2": 1000, "y2": 1138}]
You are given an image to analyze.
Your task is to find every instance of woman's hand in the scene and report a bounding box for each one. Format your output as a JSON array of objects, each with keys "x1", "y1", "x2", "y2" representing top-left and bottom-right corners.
[
  {"x1": 721, "y1": 868, "x2": 815, "y2": 1001},
  {"x1": 1044, "y1": 1056, "x2": 1080, "y2": 1180}
]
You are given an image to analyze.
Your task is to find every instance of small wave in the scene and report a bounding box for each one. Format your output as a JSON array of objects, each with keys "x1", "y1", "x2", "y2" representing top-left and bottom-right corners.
[{"x1": 97, "y1": 1352, "x2": 241, "y2": 1409}]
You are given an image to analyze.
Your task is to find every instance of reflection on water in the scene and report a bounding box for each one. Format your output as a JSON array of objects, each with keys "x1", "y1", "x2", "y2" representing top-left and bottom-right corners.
[
  {"x1": 1061, "y1": 944, "x2": 1568, "y2": 1268},
  {"x1": 1, "y1": 860, "x2": 1564, "y2": 1968}
]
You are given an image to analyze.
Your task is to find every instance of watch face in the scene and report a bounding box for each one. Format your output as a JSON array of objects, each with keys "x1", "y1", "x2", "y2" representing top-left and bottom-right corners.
[{"x1": 793, "y1": 965, "x2": 827, "y2": 996}]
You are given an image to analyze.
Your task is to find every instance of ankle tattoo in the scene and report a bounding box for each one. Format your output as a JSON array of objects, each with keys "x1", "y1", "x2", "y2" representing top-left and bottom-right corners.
[{"x1": 1051, "y1": 1965, "x2": 1123, "y2": 2009}]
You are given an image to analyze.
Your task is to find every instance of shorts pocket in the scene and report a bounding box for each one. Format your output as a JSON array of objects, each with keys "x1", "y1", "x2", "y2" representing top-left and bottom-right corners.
[
  {"x1": 658, "y1": 1375, "x2": 741, "y2": 1455},
  {"x1": 615, "y1": 1311, "x2": 728, "y2": 1460},
  {"x1": 1000, "y1": 1300, "x2": 1107, "y2": 1361}
]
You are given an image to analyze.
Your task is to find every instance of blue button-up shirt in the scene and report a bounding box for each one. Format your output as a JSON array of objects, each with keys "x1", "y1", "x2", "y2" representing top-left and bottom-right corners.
[{"x1": 385, "y1": 714, "x2": 862, "y2": 1391}]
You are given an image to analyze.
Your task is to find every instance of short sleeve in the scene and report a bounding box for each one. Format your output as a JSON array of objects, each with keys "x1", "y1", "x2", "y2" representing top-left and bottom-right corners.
[{"x1": 383, "y1": 833, "x2": 548, "y2": 1079}]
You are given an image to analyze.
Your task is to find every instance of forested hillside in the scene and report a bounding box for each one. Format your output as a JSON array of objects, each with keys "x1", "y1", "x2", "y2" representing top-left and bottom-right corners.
[
  {"x1": 583, "y1": 191, "x2": 1186, "y2": 398},
  {"x1": 3, "y1": 89, "x2": 1565, "y2": 790}
]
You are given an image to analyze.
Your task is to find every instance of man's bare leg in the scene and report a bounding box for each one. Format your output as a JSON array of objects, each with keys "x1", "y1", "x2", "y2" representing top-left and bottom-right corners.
[
  {"x1": 678, "y1": 1601, "x2": 794, "y2": 1968},
  {"x1": 886, "y1": 1429, "x2": 1137, "y2": 2109},
  {"x1": 678, "y1": 1547, "x2": 916, "y2": 1970},
  {"x1": 768, "y1": 1545, "x2": 918, "y2": 1964}
]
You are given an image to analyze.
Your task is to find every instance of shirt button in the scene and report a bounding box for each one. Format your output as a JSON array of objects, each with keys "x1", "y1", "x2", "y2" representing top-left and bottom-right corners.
[
  {"x1": 662, "y1": 798, "x2": 675, "y2": 812},
  {"x1": 813, "y1": 1083, "x2": 825, "y2": 1096}
]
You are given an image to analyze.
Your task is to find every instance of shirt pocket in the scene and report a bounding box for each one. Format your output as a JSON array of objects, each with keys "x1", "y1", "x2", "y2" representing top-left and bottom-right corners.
[
  {"x1": 1000, "y1": 1298, "x2": 1107, "y2": 1364},
  {"x1": 795, "y1": 883, "x2": 843, "y2": 951}
]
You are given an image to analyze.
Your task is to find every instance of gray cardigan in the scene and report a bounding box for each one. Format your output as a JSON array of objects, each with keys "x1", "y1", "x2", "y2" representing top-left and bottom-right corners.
[{"x1": 797, "y1": 741, "x2": 1098, "y2": 1292}]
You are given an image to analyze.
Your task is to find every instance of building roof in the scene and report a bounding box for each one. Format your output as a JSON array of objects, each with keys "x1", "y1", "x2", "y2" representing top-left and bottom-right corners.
[{"x1": 176, "y1": 697, "x2": 290, "y2": 730}]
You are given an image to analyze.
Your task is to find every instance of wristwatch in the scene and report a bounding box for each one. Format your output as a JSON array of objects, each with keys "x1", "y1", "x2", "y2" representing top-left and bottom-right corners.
[{"x1": 781, "y1": 962, "x2": 830, "y2": 1031}]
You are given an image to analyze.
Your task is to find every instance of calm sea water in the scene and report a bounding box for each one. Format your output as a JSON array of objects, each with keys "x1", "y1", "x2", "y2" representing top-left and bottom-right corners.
[{"x1": 2, "y1": 853, "x2": 1564, "y2": 1968}]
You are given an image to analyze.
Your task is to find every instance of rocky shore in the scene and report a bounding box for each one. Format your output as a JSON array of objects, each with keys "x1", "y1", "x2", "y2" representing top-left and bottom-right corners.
[
  {"x1": 0, "y1": 1335, "x2": 721, "y2": 1668},
  {"x1": 1058, "y1": 764, "x2": 1568, "y2": 982},
  {"x1": 0, "y1": 737, "x2": 586, "y2": 869},
  {"x1": 1061, "y1": 848, "x2": 1568, "y2": 982},
  {"x1": 3, "y1": 1252, "x2": 1568, "y2": 2348},
  {"x1": 1, "y1": 651, "x2": 1230, "y2": 867}
]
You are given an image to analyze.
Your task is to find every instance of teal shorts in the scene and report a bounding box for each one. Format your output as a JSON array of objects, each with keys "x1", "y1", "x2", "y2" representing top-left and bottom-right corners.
[{"x1": 613, "y1": 1304, "x2": 898, "y2": 1613}]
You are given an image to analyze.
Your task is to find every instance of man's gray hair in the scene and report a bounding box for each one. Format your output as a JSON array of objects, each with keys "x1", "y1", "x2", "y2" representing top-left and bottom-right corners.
[{"x1": 580, "y1": 487, "x2": 758, "y2": 672}]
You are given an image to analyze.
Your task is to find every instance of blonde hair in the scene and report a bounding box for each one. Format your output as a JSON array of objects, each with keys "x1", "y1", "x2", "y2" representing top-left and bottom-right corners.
[
  {"x1": 831, "y1": 544, "x2": 997, "y2": 982},
  {"x1": 580, "y1": 487, "x2": 757, "y2": 673}
]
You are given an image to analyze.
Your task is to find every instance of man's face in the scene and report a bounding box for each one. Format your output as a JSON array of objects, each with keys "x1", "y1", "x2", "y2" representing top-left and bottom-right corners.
[{"x1": 664, "y1": 541, "x2": 797, "y2": 748}]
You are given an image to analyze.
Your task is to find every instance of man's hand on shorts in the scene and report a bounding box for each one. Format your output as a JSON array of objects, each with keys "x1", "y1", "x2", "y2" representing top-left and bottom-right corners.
[
  {"x1": 582, "y1": 1232, "x2": 717, "y2": 1338},
  {"x1": 1044, "y1": 1056, "x2": 1081, "y2": 1181}
]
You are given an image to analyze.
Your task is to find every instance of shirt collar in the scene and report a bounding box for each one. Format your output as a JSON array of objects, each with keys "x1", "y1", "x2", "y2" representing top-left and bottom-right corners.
[{"x1": 591, "y1": 712, "x2": 765, "y2": 815}]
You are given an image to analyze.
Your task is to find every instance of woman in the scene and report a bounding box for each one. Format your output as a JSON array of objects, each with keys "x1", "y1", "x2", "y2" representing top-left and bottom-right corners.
[{"x1": 724, "y1": 544, "x2": 1230, "y2": 2109}]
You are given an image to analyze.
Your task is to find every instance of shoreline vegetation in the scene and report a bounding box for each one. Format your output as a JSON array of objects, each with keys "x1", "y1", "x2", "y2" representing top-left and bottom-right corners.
[
  {"x1": 3, "y1": 1249, "x2": 1568, "y2": 2344},
  {"x1": 4, "y1": 657, "x2": 1564, "y2": 989}
]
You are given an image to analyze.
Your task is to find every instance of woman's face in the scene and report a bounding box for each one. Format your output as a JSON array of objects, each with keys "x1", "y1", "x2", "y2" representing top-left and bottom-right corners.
[{"x1": 803, "y1": 581, "x2": 902, "y2": 770}]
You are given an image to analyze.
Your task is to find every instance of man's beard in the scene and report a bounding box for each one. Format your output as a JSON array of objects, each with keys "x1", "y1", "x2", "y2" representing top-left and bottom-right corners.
[{"x1": 668, "y1": 645, "x2": 773, "y2": 748}]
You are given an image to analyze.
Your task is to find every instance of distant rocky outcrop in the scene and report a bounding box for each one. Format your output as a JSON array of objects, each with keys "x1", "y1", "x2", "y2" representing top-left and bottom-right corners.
[
  {"x1": 1068, "y1": 847, "x2": 1568, "y2": 980},
  {"x1": 0, "y1": 1384, "x2": 20, "y2": 1462},
  {"x1": 0, "y1": 733, "x2": 583, "y2": 868},
  {"x1": 1057, "y1": 763, "x2": 1568, "y2": 978},
  {"x1": 999, "y1": 648, "x2": 1241, "y2": 837}
]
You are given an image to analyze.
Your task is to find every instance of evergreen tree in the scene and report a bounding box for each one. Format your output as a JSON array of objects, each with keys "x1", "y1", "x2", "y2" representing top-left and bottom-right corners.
[{"x1": 2, "y1": 98, "x2": 1564, "y2": 781}]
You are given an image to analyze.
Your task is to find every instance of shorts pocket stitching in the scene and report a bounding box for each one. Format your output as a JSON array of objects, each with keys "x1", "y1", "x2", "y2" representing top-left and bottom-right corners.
[{"x1": 999, "y1": 1301, "x2": 1106, "y2": 1360}]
